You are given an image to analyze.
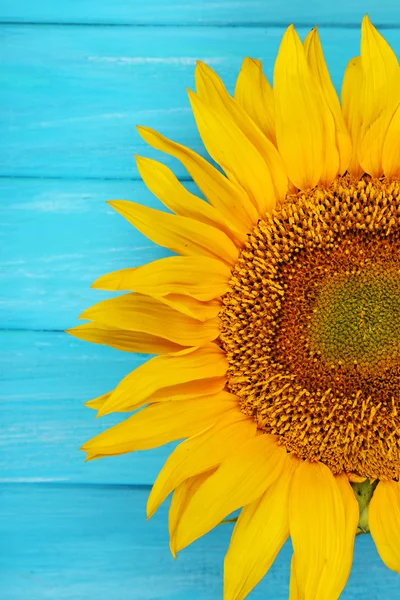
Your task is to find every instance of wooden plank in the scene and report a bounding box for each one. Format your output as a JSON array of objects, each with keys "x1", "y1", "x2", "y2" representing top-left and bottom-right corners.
[
  {"x1": 1, "y1": 178, "x2": 171, "y2": 330},
  {"x1": 1, "y1": 483, "x2": 398, "y2": 600},
  {"x1": 0, "y1": 0, "x2": 399, "y2": 26},
  {"x1": 0, "y1": 330, "x2": 175, "y2": 485},
  {"x1": 3, "y1": 25, "x2": 400, "y2": 179}
]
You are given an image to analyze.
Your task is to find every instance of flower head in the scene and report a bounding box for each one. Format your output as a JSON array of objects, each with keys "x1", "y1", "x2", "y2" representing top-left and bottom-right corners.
[{"x1": 68, "y1": 16, "x2": 400, "y2": 600}]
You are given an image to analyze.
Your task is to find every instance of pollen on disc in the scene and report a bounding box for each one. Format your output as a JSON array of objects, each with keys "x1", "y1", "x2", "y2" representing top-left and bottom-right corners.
[{"x1": 220, "y1": 175, "x2": 400, "y2": 480}]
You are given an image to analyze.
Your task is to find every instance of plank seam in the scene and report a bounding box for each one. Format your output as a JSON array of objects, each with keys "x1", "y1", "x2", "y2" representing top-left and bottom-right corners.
[
  {"x1": 0, "y1": 481, "x2": 152, "y2": 490},
  {"x1": 0, "y1": 328, "x2": 66, "y2": 332},
  {"x1": 0, "y1": 174, "x2": 192, "y2": 182},
  {"x1": 1, "y1": 21, "x2": 400, "y2": 29}
]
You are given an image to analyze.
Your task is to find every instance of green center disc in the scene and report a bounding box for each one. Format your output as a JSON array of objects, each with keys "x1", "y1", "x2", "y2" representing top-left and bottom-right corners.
[{"x1": 310, "y1": 266, "x2": 400, "y2": 367}]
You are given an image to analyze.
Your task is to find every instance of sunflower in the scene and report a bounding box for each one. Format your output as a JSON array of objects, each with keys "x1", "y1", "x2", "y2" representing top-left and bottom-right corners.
[{"x1": 68, "y1": 15, "x2": 400, "y2": 600}]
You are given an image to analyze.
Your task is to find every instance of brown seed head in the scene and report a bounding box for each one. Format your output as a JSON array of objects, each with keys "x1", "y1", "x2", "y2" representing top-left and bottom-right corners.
[{"x1": 220, "y1": 175, "x2": 400, "y2": 480}]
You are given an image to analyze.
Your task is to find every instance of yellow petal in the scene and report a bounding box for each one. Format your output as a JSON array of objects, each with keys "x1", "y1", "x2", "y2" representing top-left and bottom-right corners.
[
  {"x1": 147, "y1": 408, "x2": 256, "y2": 518},
  {"x1": 109, "y1": 199, "x2": 238, "y2": 266},
  {"x1": 382, "y1": 101, "x2": 400, "y2": 178},
  {"x1": 135, "y1": 155, "x2": 246, "y2": 244},
  {"x1": 274, "y1": 25, "x2": 327, "y2": 190},
  {"x1": 158, "y1": 294, "x2": 221, "y2": 322},
  {"x1": 341, "y1": 56, "x2": 364, "y2": 177},
  {"x1": 304, "y1": 28, "x2": 351, "y2": 176},
  {"x1": 347, "y1": 473, "x2": 367, "y2": 483},
  {"x1": 224, "y1": 454, "x2": 300, "y2": 600},
  {"x1": 93, "y1": 273, "x2": 222, "y2": 322},
  {"x1": 289, "y1": 461, "x2": 353, "y2": 599},
  {"x1": 137, "y1": 126, "x2": 258, "y2": 230},
  {"x1": 188, "y1": 89, "x2": 278, "y2": 215},
  {"x1": 86, "y1": 381, "x2": 227, "y2": 415},
  {"x1": 79, "y1": 293, "x2": 220, "y2": 347},
  {"x1": 234, "y1": 57, "x2": 276, "y2": 145},
  {"x1": 144, "y1": 375, "x2": 226, "y2": 402},
  {"x1": 168, "y1": 470, "x2": 215, "y2": 558},
  {"x1": 173, "y1": 434, "x2": 287, "y2": 552},
  {"x1": 67, "y1": 322, "x2": 186, "y2": 354},
  {"x1": 195, "y1": 61, "x2": 287, "y2": 207},
  {"x1": 358, "y1": 15, "x2": 399, "y2": 177},
  {"x1": 85, "y1": 391, "x2": 111, "y2": 410},
  {"x1": 369, "y1": 479, "x2": 400, "y2": 573},
  {"x1": 82, "y1": 392, "x2": 238, "y2": 459},
  {"x1": 98, "y1": 344, "x2": 228, "y2": 415},
  {"x1": 92, "y1": 256, "x2": 231, "y2": 301},
  {"x1": 332, "y1": 474, "x2": 359, "y2": 597}
]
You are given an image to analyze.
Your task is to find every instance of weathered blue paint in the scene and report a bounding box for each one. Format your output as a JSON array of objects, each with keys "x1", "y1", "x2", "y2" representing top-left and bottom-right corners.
[
  {"x1": 0, "y1": 331, "x2": 175, "y2": 485},
  {"x1": 0, "y1": 179, "x2": 172, "y2": 329},
  {"x1": 1, "y1": 485, "x2": 399, "y2": 599},
  {"x1": 1, "y1": 25, "x2": 400, "y2": 180},
  {"x1": 0, "y1": 0, "x2": 399, "y2": 26},
  {"x1": 1, "y1": 3, "x2": 400, "y2": 599}
]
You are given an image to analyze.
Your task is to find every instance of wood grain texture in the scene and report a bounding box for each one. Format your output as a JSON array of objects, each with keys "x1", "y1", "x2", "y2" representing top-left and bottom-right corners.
[
  {"x1": 0, "y1": 330, "x2": 174, "y2": 484},
  {"x1": 3, "y1": 25, "x2": 400, "y2": 179},
  {"x1": 2, "y1": 7, "x2": 400, "y2": 599},
  {"x1": 0, "y1": 178, "x2": 171, "y2": 329},
  {"x1": 1, "y1": 484, "x2": 399, "y2": 600},
  {"x1": 0, "y1": 0, "x2": 399, "y2": 26}
]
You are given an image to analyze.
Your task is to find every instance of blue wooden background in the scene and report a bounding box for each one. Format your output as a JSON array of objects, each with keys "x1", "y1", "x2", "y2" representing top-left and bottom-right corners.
[{"x1": 1, "y1": 1, "x2": 400, "y2": 598}]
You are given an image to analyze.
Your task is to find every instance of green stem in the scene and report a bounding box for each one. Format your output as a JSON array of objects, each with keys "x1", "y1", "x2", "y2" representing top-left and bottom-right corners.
[{"x1": 351, "y1": 479, "x2": 379, "y2": 535}]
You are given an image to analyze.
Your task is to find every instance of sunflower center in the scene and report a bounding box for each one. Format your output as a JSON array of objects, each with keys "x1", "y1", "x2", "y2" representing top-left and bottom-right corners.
[
  {"x1": 220, "y1": 175, "x2": 400, "y2": 480},
  {"x1": 311, "y1": 266, "x2": 400, "y2": 368}
]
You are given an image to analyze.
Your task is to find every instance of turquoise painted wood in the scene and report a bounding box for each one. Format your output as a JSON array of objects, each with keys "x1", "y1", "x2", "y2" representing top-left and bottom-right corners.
[
  {"x1": 1, "y1": 2, "x2": 400, "y2": 599},
  {"x1": 1, "y1": 179, "x2": 171, "y2": 329},
  {"x1": 1, "y1": 485, "x2": 399, "y2": 600},
  {"x1": 0, "y1": 330, "x2": 175, "y2": 485},
  {"x1": 0, "y1": 0, "x2": 399, "y2": 26},
  {"x1": 1, "y1": 25, "x2": 400, "y2": 180}
]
